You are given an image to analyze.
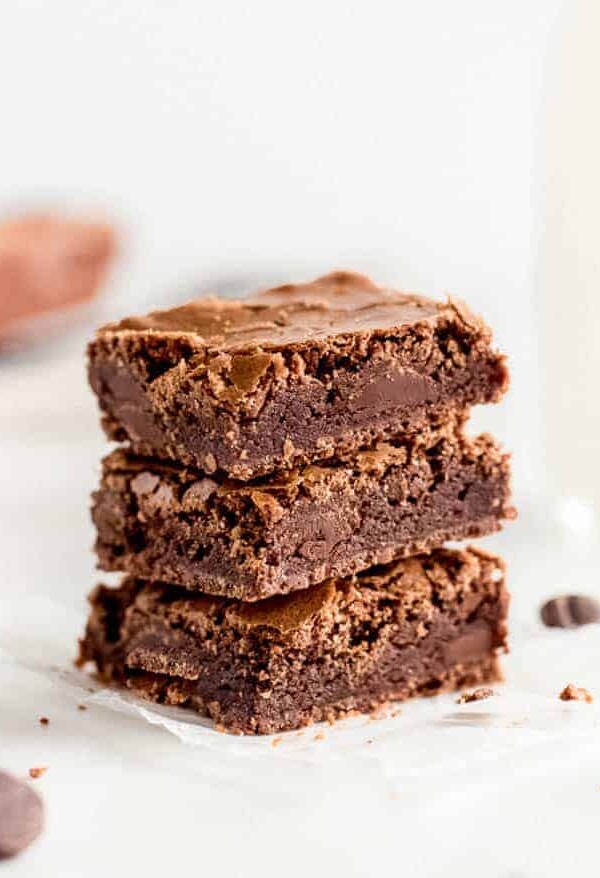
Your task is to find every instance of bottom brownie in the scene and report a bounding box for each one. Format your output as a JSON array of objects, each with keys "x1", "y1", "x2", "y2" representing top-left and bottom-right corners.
[{"x1": 78, "y1": 546, "x2": 509, "y2": 735}]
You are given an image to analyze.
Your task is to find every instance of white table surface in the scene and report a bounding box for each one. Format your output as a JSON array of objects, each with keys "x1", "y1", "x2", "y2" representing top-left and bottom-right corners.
[{"x1": 2, "y1": 336, "x2": 600, "y2": 878}]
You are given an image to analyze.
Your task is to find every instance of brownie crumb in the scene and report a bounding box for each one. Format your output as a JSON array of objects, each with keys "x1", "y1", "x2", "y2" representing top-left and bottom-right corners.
[
  {"x1": 77, "y1": 704, "x2": 87, "y2": 711},
  {"x1": 270, "y1": 737, "x2": 283, "y2": 748},
  {"x1": 456, "y1": 687, "x2": 496, "y2": 704},
  {"x1": 38, "y1": 718, "x2": 49, "y2": 727},
  {"x1": 559, "y1": 684, "x2": 593, "y2": 703},
  {"x1": 28, "y1": 768, "x2": 47, "y2": 780}
]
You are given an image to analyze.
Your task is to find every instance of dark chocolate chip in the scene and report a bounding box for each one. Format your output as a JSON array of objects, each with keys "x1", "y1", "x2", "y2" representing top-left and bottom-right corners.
[
  {"x1": 0, "y1": 770, "x2": 44, "y2": 859},
  {"x1": 540, "y1": 595, "x2": 600, "y2": 628}
]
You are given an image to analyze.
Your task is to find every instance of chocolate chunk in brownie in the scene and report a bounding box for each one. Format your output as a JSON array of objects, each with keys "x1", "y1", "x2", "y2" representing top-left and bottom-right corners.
[
  {"x1": 92, "y1": 423, "x2": 513, "y2": 601},
  {"x1": 78, "y1": 546, "x2": 509, "y2": 735},
  {"x1": 88, "y1": 271, "x2": 508, "y2": 480}
]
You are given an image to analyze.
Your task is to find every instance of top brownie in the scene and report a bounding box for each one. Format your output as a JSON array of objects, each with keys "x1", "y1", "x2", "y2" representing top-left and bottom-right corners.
[{"x1": 88, "y1": 271, "x2": 508, "y2": 479}]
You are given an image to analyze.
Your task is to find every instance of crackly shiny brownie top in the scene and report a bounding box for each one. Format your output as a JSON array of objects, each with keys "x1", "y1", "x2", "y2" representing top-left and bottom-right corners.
[{"x1": 97, "y1": 270, "x2": 485, "y2": 353}]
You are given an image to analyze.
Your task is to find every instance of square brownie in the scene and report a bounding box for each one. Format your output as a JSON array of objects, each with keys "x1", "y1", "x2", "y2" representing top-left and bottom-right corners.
[
  {"x1": 78, "y1": 546, "x2": 509, "y2": 735},
  {"x1": 88, "y1": 271, "x2": 508, "y2": 480},
  {"x1": 93, "y1": 424, "x2": 513, "y2": 601}
]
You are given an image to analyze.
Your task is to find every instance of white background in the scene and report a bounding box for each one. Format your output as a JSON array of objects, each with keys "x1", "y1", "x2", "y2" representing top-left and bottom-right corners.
[
  {"x1": 0, "y1": 0, "x2": 564, "y2": 491},
  {"x1": 5, "y1": 2, "x2": 600, "y2": 877}
]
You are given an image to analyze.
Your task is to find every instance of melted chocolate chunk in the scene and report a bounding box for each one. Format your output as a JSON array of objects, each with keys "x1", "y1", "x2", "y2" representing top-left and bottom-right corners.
[{"x1": 559, "y1": 684, "x2": 593, "y2": 703}]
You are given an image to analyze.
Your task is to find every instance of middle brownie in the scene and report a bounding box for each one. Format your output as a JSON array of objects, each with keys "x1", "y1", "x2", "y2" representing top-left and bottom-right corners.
[{"x1": 93, "y1": 420, "x2": 513, "y2": 601}]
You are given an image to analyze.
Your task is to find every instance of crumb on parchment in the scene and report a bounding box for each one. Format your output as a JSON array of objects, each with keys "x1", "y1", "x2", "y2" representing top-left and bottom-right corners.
[
  {"x1": 559, "y1": 683, "x2": 593, "y2": 703},
  {"x1": 456, "y1": 687, "x2": 496, "y2": 704}
]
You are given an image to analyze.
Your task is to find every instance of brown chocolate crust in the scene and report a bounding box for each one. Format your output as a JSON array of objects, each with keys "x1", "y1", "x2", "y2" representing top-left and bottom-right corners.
[
  {"x1": 92, "y1": 424, "x2": 513, "y2": 601},
  {"x1": 88, "y1": 271, "x2": 508, "y2": 480},
  {"x1": 78, "y1": 546, "x2": 509, "y2": 735}
]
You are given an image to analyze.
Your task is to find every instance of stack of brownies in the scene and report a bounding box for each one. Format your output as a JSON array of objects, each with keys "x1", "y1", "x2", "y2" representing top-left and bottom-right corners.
[{"x1": 79, "y1": 271, "x2": 513, "y2": 734}]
